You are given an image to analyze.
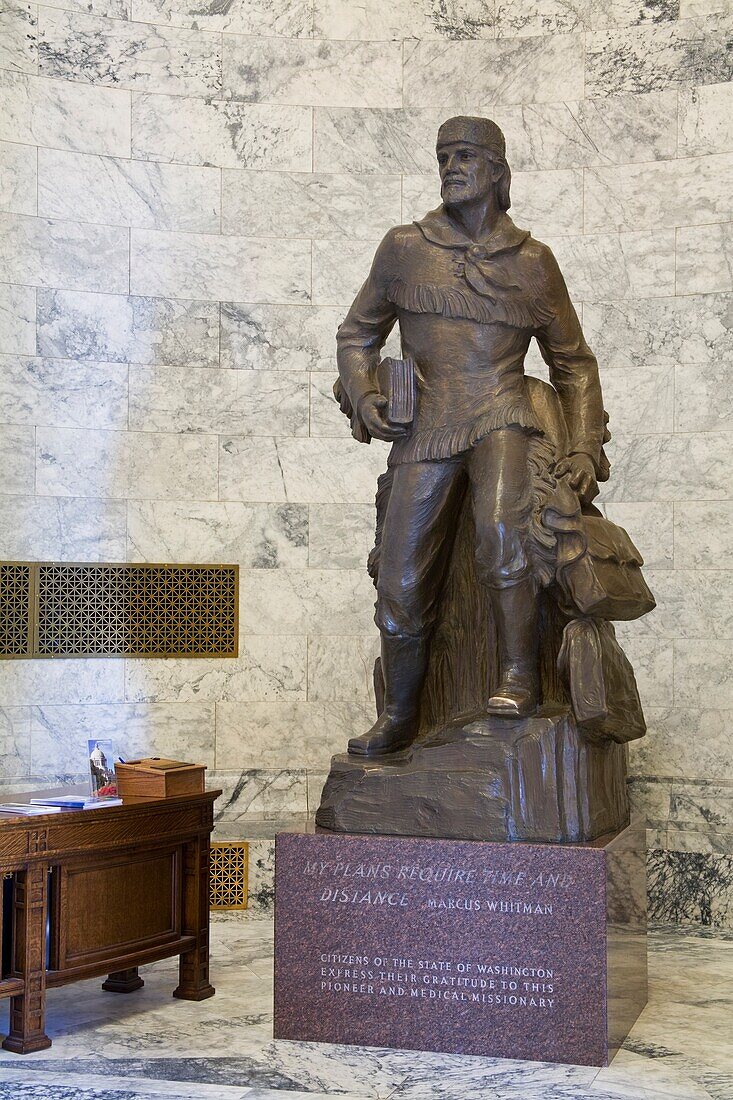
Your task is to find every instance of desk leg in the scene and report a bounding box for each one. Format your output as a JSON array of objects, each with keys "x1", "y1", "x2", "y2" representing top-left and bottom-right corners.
[
  {"x1": 2, "y1": 864, "x2": 52, "y2": 1054},
  {"x1": 102, "y1": 967, "x2": 144, "y2": 993},
  {"x1": 173, "y1": 838, "x2": 215, "y2": 1002}
]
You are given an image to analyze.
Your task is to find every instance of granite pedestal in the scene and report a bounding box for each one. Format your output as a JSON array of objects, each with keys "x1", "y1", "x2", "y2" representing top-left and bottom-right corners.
[{"x1": 274, "y1": 818, "x2": 646, "y2": 1066}]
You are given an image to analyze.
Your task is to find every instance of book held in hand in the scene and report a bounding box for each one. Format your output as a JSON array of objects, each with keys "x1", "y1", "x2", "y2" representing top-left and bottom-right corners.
[{"x1": 377, "y1": 356, "x2": 416, "y2": 426}]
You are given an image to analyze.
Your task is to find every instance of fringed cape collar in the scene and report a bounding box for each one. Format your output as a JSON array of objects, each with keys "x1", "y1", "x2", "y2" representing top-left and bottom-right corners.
[{"x1": 415, "y1": 207, "x2": 530, "y2": 256}]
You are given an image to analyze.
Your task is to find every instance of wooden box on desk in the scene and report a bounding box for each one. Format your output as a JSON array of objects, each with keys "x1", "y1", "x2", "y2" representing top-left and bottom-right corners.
[{"x1": 115, "y1": 758, "x2": 206, "y2": 798}]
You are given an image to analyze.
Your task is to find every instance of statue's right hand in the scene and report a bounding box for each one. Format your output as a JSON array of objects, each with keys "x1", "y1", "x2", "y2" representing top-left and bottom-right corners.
[{"x1": 358, "y1": 394, "x2": 409, "y2": 443}]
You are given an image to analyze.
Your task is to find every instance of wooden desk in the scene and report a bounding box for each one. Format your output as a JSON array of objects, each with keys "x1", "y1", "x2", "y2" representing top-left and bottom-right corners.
[{"x1": 0, "y1": 784, "x2": 220, "y2": 1053}]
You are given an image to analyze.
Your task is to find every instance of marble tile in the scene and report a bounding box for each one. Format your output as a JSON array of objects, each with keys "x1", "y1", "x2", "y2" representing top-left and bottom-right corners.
[
  {"x1": 677, "y1": 222, "x2": 733, "y2": 294},
  {"x1": 222, "y1": 38, "x2": 402, "y2": 108},
  {"x1": 212, "y1": 769, "x2": 308, "y2": 826},
  {"x1": 41, "y1": 0, "x2": 130, "y2": 15},
  {"x1": 0, "y1": 282, "x2": 35, "y2": 355},
  {"x1": 308, "y1": 503, "x2": 374, "y2": 570},
  {"x1": 0, "y1": 706, "x2": 31, "y2": 778},
  {"x1": 0, "y1": 212, "x2": 129, "y2": 294},
  {"x1": 222, "y1": 171, "x2": 400, "y2": 241},
  {"x1": 587, "y1": 15, "x2": 733, "y2": 97},
  {"x1": 0, "y1": 139, "x2": 36, "y2": 215},
  {"x1": 127, "y1": 500, "x2": 308, "y2": 569},
  {"x1": 315, "y1": 93, "x2": 678, "y2": 173},
  {"x1": 307, "y1": 634, "x2": 380, "y2": 702},
  {"x1": 0, "y1": 69, "x2": 131, "y2": 155},
  {"x1": 313, "y1": 0, "x2": 495, "y2": 39},
  {"x1": 547, "y1": 229, "x2": 675, "y2": 300},
  {"x1": 402, "y1": 35, "x2": 585, "y2": 109},
  {"x1": 648, "y1": 847, "x2": 733, "y2": 928},
  {"x1": 612, "y1": 632, "x2": 673, "y2": 708},
  {"x1": 0, "y1": 0, "x2": 37, "y2": 74},
  {"x1": 0, "y1": 423, "x2": 34, "y2": 495},
  {"x1": 124, "y1": 633, "x2": 307, "y2": 702},
  {"x1": 130, "y1": 229, "x2": 310, "y2": 303},
  {"x1": 629, "y1": 569, "x2": 733, "y2": 641},
  {"x1": 132, "y1": 94, "x2": 312, "y2": 172},
  {"x1": 679, "y1": 81, "x2": 733, "y2": 154},
  {"x1": 245, "y1": 838, "x2": 275, "y2": 915},
  {"x1": 0, "y1": 494, "x2": 126, "y2": 560},
  {"x1": 600, "y1": 502, "x2": 674, "y2": 570},
  {"x1": 37, "y1": 289, "x2": 219, "y2": 367},
  {"x1": 312, "y1": 239, "x2": 379, "y2": 305},
  {"x1": 669, "y1": 780, "x2": 733, "y2": 832},
  {"x1": 128, "y1": 366, "x2": 308, "y2": 436},
  {"x1": 597, "y1": 431, "x2": 733, "y2": 501},
  {"x1": 665, "y1": 822, "x2": 733, "y2": 856},
  {"x1": 0, "y1": 656, "x2": 125, "y2": 707},
  {"x1": 675, "y1": 362, "x2": 733, "y2": 432},
  {"x1": 0, "y1": 354, "x2": 127, "y2": 430},
  {"x1": 36, "y1": 426, "x2": 219, "y2": 501},
  {"x1": 218, "y1": 436, "x2": 389, "y2": 504},
  {"x1": 239, "y1": 568, "x2": 375, "y2": 635},
  {"x1": 583, "y1": 293, "x2": 733, "y2": 369},
  {"x1": 675, "y1": 638, "x2": 733, "y2": 708},
  {"x1": 38, "y1": 149, "x2": 220, "y2": 232},
  {"x1": 495, "y1": 0, "x2": 679, "y2": 37},
  {"x1": 220, "y1": 303, "x2": 341, "y2": 373},
  {"x1": 680, "y1": 0, "x2": 731, "y2": 12},
  {"x1": 674, "y1": 500, "x2": 733, "y2": 568},
  {"x1": 585, "y1": 153, "x2": 733, "y2": 231},
  {"x1": 600, "y1": 364, "x2": 674, "y2": 434},
  {"x1": 132, "y1": 0, "x2": 312, "y2": 35},
  {"x1": 215, "y1": 700, "x2": 374, "y2": 770},
  {"x1": 309, "y1": 372, "x2": 348, "y2": 436},
  {"x1": 630, "y1": 708, "x2": 731, "y2": 781},
  {"x1": 38, "y1": 8, "x2": 222, "y2": 97}
]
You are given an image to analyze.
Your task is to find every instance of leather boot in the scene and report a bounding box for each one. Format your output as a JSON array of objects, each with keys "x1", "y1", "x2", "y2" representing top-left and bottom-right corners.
[
  {"x1": 486, "y1": 578, "x2": 540, "y2": 718},
  {"x1": 348, "y1": 634, "x2": 428, "y2": 756}
]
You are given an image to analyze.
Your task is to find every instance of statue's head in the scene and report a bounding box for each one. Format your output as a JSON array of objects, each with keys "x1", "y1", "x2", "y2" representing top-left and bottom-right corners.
[{"x1": 436, "y1": 116, "x2": 511, "y2": 211}]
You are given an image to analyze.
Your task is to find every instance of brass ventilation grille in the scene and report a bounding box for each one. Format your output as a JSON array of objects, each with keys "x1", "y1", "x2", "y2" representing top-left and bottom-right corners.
[
  {"x1": 0, "y1": 562, "x2": 238, "y2": 659},
  {"x1": 210, "y1": 843, "x2": 248, "y2": 910}
]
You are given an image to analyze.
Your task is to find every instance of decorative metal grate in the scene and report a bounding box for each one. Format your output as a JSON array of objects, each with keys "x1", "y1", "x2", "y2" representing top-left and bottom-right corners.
[
  {"x1": 210, "y1": 843, "x2": 248, "y2": 910},
  {"x1": 0, "y1": 562, "x2": 238, "y2": 659}
]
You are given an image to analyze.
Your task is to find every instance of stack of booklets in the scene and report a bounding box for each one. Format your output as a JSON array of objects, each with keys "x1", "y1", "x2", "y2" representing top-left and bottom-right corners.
[{"x1": 0, "y1": 796, "x2": 122, "y2": 815}]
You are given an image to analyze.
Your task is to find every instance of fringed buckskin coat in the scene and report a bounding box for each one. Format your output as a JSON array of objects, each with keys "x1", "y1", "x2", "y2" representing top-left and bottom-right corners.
[{"x1": 336, "y1": 207, "x2": 605, "y2": 470}]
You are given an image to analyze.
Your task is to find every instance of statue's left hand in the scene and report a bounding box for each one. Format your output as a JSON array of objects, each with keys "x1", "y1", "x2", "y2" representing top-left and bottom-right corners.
[{"x1": 555, "y1": 453, "x2": 598, "y2": 503}]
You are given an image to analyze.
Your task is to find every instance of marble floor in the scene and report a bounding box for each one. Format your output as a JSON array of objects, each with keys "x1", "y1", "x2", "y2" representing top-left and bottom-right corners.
[{"x1": 0, "y1": 918, "x2": 729, "y2": 1100}]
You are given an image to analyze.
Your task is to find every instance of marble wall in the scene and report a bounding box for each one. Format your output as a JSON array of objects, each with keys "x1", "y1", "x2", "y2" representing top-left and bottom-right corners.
[{"x1": 0, "y1": 0, "x2": 731, "y2": 924}]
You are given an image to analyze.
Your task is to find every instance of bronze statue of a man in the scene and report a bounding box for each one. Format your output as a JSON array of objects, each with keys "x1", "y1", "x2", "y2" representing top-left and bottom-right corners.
[{"x1": 336, "y1": 116, "x2": 606, "y2": 757}]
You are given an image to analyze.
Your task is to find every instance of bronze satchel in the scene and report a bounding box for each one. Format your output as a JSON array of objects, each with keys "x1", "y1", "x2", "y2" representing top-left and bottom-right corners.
[{"x1": 557, "y1": 512, "x2": 656, "y2": 621}]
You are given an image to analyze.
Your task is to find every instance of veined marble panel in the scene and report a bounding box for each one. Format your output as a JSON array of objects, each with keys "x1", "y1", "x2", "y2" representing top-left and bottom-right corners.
[
  {"x1": 0, "y1": 212, "x2": 129, "y2": 293},
  {"x1": 129, "y1": 366, "x2": 309, "y2": 436},
  {"x1": 36, "y1": 426, "x2": 219, "y2": 500},
  {"x1": 401, "y1": 167, "x2": 584, "y2": 236},
  {"x1": 0, "y1": 423, "x2": 34, "y2": 495},
  {"x1": 631, "y1": 569, "x2": 733, "y2": 640},
  {"x1": 679, "y1": 82, "x2": 733, "y2": 154},
  {"x1": 613, "y1": 632, "x2": 673, "y2": 708},
  {"x1": 631, "y1": 708, "x2": 732, "y2": 781},
  {"x1": 0, "y1": 656, "x2": 125, "y2": 707},
  {"x1": 37, "y1": 289, "x2": 219, "y2": 366},
  {"x1": 0, "y1": 707, "x2": 31, "y2": 779},
  {"x1": 0, "y1": 494, "x2": 126, "y2": 560},
  {"x1": 585, "y1": 153, "x2": 733, "y2": 231},
  {"x1": 0, "y1": 354, "x2": 128, "y2": 429},
  {"x1": 314, "y1": 93, "x2": 678, "y2": 173},
  {"x1": 124, "y1": 633, "x2": 307, "y2": 702},
  {"x1": 0, "y1": 140, "x2": 36, "y2": 215},
  {"x1": 674, "y1": 500, "x2": 733, "y2": 568},
  {"x1": 601, "y1": 364, "x2": 674, "y2": 434},
  {"x1": 216, "y1": 701, "x2": 374, "y2": 769},
  {"x1": 584, "y1": 294, "x2": 733, "y2": 369},
  {"x1": 42, "y1": 0, "x2": 130, "y2": 15},
  {"x1": 240, "y1": 568, "x2": 375, "y2": 635},
  {"x1": 648, "y1": 848, "x2": 733, "y2": 928},
  {"x1": 313, "y1": 0, "x2": 495, "y2": 39},
  {"x1": 675, "y1": 362, "x2": 733, "y2": 432},
  {"x1": 127, "y1": 500, "x2": 309, "y2": 568},
  {"x1": 222, "y1": 38, "x2": 402, "y2": 108},
  {"x1": 310, "y1": 372, "x2": 348, "y2": 436},
  {"x1": 38, "y1": 149, "x2": 220, "y2": 232},
  {"x1": 130, "y1": 229, "x2": 311, "y2": 303},
  {"x1": 30, "y1": 702, "x2": 216, "y2": 775},
  {"x1": 0, "y1": 1, "x2": 37, "y2": 74},
  {"x1": 598, "y1": 431, "x2": 733, "y2": 501},
  {"x1": 0, "y1": 70, "x2": 130, "y2": 155},
  {"x1": 312, "y1": 239, "x2": 379, "y2": 305},
  {"x1": 0, "y1": 283, "x2": 35, "y2": 355},
  {"x1": 402, "y1": 34, "x2": 585, "y2": 109},
  {"x1": 220, "y1": 303, "x2": 341, "y2": 372},
  {"x1": 132, "y1": 0, "x2": 312, "y2": 34},
  {"x1": 495, "y1": 0, "x2": 679, "y2": 36},
  {"x1": 213, "y1": 769, "x2": 308, "y2": 828},
  {"x1": 219, "y1": 436, "x2": 389, "y2": 504},
  {"x1": 600, "y1": 501, "x2": 674, "y2": 570},
  {"x1": 675, "y1": 638, "x2": 733, "y2": 708},
  {"x1": 586, "y1": 14, "x2": 733, "y2": 96},
  {"x1": 132, "y1": 94, "x2": 312, "y2": 171},
  {"x1": 307, "y1": 634, "x2": 380, "y2": 702},
  {"x1": 221, "y1": 171, "x2": 400, "y2": 241},
  {"x1": 308, "y1": 503, "x2": 374, "y2": 570},
  {"x1": 546, "y1": 229, "x2": 676, "y2": 300},
  {"x1": 677, "y1": 222, "x2": 733, "y2": 294},
  {"x1": 669, "y1": 781, "x2": 733, "y2": 833},
  {"x1": 38, "y1": 8, "x2": 222, "y2": 97},
  {"x1": 627, "y1": 775, "x2": 672, "y2": 831}
]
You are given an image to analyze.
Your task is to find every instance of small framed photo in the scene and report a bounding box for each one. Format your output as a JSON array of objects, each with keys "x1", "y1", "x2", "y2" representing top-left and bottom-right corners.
[{"x1": 87, "y1": 739, "x2": 118, "y2": 797}]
